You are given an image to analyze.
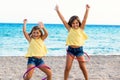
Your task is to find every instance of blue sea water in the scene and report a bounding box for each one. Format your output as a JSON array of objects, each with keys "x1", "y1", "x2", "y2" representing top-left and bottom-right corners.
[{"x1": 0, "y1": 23, "x2": 120, "y2": 56}]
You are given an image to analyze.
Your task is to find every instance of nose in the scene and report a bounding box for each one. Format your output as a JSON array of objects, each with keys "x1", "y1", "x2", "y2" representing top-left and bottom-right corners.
[
  {"x1": 34, "y1": 33, "x2": 37, "y2": 36},
  {"x1": 34, "y1": 33, "x2": 38, "y2": 37}
]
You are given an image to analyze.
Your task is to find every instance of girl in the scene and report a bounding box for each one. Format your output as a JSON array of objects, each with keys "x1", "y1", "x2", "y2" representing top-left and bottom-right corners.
[
  {"x1": 23, "y1": 19, "x2": 52, "y2": 80},
  {"x1": 55, "y1": 4, "x2": 90, "y2": 80}
]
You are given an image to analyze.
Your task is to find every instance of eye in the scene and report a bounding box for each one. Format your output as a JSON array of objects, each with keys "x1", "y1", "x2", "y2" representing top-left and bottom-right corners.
[
  {"x1": 76, "y1": 22, "x2": 79, "y2": 24},
  {"x1": 37, "y1": 32, "x2": 39, "y2": 34},
  {"x1": 72, "y1": 22, "x2": 75, "y2": 25}
]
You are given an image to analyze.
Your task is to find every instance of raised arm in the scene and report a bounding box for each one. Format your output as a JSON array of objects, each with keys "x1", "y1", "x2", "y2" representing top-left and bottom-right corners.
[
  {"x1": 38, "y1": 22, "x2": 48, "y2": 40},
  {"x1": 81, "y1": 4, "x2": 90, "y2": 30},
  {"x1": 55, "y1": 5, "x2": 70, "y2": 31},
  {"x1": 23, "y1": 19, "x2": 31, "y2": 42}
]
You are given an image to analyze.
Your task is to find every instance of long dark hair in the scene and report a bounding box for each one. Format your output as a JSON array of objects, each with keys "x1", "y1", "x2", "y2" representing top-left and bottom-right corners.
[
  {"x1": 29, "y1": 26, "x2": 43, "y2": 38},
  {"x1": 68, "y1": 15, "x2": 81, "y2": 27}
]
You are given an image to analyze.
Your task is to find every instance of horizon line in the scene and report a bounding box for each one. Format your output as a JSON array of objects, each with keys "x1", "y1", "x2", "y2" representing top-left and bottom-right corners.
[{"x1": 0, "y1": 22, "x2": 120, "y2": 26}]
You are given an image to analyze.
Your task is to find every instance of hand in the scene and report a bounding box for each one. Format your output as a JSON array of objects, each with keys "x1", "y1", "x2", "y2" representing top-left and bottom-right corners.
[
  {"x1": 38, "y1": 22, "x2": 44, "y2": 29},
  {"x1": 55, "y1": 5, "x2": 59, "y2": 11},
  {"x1": 86, "y1": 4, "x2": 90, "y2": 9},
  {"x1": 23, "y1": 19, "x2": 27, "y2": 25}
]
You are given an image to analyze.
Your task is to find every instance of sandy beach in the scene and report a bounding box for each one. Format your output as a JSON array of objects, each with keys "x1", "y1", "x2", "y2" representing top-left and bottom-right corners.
[{"x1": 0, "y1": 55, "x2": 120, "y2": 80}]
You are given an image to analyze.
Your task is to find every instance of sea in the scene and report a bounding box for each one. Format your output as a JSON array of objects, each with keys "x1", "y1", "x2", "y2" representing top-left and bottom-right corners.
[{"x1": 0, "y1": 23, "x2": 120, "y2": 56}]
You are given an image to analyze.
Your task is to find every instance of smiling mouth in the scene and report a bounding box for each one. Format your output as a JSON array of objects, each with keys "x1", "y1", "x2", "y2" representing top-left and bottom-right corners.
[{"x1": 33, "y1": 36, "x2": 38, "y2": 38}]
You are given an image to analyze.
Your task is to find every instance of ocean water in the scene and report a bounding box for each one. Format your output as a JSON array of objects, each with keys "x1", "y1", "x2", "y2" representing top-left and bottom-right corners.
[{"x1": 0, "y1": 23, "x2": 120, "y2": 56}]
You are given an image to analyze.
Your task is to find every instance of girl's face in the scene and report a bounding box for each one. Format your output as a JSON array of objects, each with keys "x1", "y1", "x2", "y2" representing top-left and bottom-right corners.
[
  {"x1": 71, "y1": 19, "x2": 79, "y2": 29},
  {"x1": 32, "y1": 30, "x2": 41, "y2": 39}
]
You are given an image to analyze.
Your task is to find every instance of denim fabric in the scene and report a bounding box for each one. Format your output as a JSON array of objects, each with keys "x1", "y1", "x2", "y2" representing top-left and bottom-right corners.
[
  {"x1": 67, "y1": 46, "x2": 84, "y2": 57},
  {"x1": 27, "y1": 57, "x2": 45, "y2": 66}
]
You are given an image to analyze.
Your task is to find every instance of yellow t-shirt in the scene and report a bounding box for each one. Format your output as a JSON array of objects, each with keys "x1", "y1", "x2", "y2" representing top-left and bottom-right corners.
[
  {"x1": 25, "y1": 38, "x2": 47, "y2": 57},
  {"x1": 66, "y1": 28, "x2": 88, "y2": 46}
]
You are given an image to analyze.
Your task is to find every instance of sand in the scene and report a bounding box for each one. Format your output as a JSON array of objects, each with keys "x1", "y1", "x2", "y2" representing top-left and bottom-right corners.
[{"x1": 0, "y1": 55, "x2": 120, "y2": 80}]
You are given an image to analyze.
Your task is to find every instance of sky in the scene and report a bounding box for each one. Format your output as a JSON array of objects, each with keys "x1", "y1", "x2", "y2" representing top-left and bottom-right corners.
[{"x1": 0, "y1": 0, "x2": 120, "y2": 25}]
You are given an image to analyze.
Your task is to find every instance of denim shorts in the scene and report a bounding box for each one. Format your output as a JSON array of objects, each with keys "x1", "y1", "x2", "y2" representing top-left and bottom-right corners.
[
  {"x1": 67, "y1": 46, "x2": 84, "y2": 57},
  {"x1": 27, "y1": 57, "x2": 45, "y2": 66}
]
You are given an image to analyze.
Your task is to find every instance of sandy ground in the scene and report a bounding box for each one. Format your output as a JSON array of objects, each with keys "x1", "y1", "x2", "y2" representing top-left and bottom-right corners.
[{"x1": 0, "y1": 55, "x2": 120, "y2": 80}]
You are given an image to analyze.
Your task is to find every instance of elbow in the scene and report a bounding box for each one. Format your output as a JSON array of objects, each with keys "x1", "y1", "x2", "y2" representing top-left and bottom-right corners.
[
  {"x1": 23, "y1": 27, "x2": 26, "y2": 32},
  {"x1": 45, "y1": 32, "x2": 48, "y2": 37},
  {"x1": 46, "y1": 33, "x2": 48, "y2": 37},
  {"x1": 23, "y1": 29, "x2": 26, "y2": 33}
]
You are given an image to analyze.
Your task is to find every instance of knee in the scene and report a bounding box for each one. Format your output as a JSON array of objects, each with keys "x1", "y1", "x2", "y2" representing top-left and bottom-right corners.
[
  {"x1": 46, "y1": 70, "x2": 52, "y2": 77},
  {"x1": 79, "y1": 63, "x2": 87, "y2": 70},
  {"x1": 24, "y1": 76, "x2": 31, "y2": 80},
  {"x1": 24, "y1": 74, "x2": 32, "y2": 80},
  {"x1": 65, "y1": 66, "x2": 71, "y2": 72}
]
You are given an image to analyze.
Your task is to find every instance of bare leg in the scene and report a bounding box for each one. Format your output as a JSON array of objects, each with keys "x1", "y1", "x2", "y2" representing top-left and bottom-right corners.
[
  {"x1": 38, "y1": 64, "x2": 52, "y2": 80},
  {"x1": 24, "y1": 64, "x2": 35, "y2": 80},
  {"x1": 64, "y1": 54, "x2": 74, "y2": 80},
  {"x1": 77, "y1": 56, "x2": 88, "y2": 80}
]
